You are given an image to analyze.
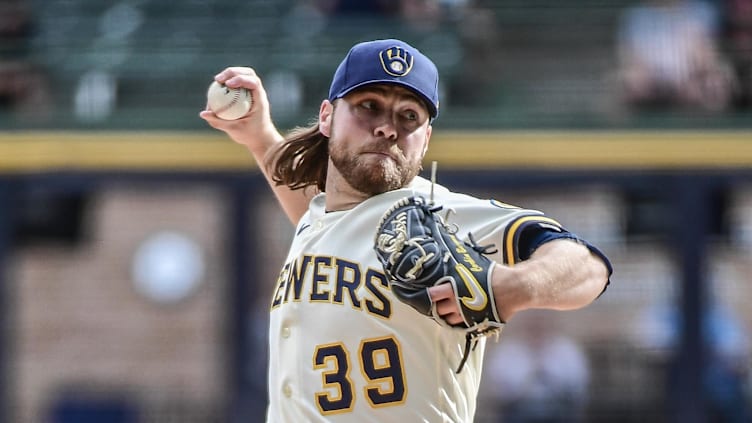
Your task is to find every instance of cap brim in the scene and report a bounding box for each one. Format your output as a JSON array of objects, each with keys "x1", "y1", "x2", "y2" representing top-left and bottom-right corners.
[{"x1": 333, "y1": 80, "x2": 438, "y2": 118}]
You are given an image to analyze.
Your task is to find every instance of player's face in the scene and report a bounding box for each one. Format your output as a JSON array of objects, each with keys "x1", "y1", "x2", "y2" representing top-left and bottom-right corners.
[{"x1": 324, "y1": 85, "x2": 432, "y2": 196}]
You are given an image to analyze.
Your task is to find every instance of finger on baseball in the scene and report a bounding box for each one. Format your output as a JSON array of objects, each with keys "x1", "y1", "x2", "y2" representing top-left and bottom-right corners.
[
  {"x1": 199, "y1": 109, "x2": 235, "y2": 125},
  {"x1": 215, "y1": 69, "x2": 261, "y2": 91},
  {"x1": 199, "y1": 110, "x2": 217, "y2": 121},
  {"x1": 200, "y1": 109, "x2": 243, "y2": 125},
  {"x1": 215, "y1": 67, "x2": 256, "y2": 81},
  {"x1": 199, "y1": 111, "x2": 222, "y2": 127}
]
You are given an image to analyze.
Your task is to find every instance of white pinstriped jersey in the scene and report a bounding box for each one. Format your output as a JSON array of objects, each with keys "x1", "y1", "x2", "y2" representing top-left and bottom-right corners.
[{"x1": 266, "y1": 176, "x2": 562, "y2": 422}]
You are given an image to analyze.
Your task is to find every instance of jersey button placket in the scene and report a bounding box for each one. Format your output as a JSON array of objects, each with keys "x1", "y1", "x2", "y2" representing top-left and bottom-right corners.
[
  {"x1": 278, "y1": 321, "x2": 296, "y2": 402},
  {"x1": 282, "y1": 382, "x2": 293, "y2": 398}
]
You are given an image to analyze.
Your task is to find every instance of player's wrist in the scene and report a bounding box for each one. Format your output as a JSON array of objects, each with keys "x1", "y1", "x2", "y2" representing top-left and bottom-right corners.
[
  {"x1": 232, "y1": 124, "x2": 284, "y2": 156},
  {"x1": 490, "y1": 262, "x2": 538, "y2": 321}
]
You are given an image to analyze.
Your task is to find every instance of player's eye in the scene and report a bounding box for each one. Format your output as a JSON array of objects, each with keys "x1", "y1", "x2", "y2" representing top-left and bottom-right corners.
[
  {"x1": 359, "y1": 99, "x2": 379, "y2": 111},
  {"x1": 401, "y1": 110, "x2": 419, "y2": 121}
]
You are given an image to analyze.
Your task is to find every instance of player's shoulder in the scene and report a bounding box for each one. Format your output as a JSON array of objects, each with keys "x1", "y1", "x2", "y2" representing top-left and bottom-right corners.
[
  {"x1": 409, "y1": 176, "x2": 534, "y2": 212},
  {"x1": 408, "y1": 176, "x2": 469, "y2": 203}
]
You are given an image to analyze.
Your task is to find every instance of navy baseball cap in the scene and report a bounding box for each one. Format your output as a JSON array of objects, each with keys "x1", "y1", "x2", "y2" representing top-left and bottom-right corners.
[{"x1": 328, "y1": 39, "x2": 440, "y2": 119}]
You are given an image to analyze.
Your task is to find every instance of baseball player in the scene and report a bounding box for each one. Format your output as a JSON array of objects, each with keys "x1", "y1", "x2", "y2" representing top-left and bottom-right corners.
[{"x1": 201, "y1": 39, "x2": 612, "y2": 422}]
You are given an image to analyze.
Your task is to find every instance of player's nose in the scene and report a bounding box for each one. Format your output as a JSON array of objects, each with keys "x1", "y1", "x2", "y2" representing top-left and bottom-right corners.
[{"x1": 373, "y1": 115, "x2": 398, "y2": 141}]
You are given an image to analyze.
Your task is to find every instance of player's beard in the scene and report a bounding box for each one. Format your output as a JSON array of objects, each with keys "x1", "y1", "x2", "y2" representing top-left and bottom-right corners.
[{"x1": 328, "y1": 134, "x2": 421, "y2": 196}]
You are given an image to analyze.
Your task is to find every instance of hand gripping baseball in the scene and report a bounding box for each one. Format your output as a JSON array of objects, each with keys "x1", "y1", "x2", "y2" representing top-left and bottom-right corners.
[{"x1": 374, "y1": 196, "x2": 505, "y2": 372}]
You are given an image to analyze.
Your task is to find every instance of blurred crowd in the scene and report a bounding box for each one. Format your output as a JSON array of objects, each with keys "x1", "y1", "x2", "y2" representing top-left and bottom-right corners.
[
  {"x1": 279, "y1": 0, "x2": 503, "y2": 109},
  {"x1": 482, "y1": 311, "x2": 592, "y2": 423},
  {"x1": 2, "y1": 0, "x2": 752, "y2": 126},
  {"x1": 0, "y1": 0, "x2": 52, "y2": 122},
  {"x1": 616, "y1": 0, "x2": 752, "y2": 114}
]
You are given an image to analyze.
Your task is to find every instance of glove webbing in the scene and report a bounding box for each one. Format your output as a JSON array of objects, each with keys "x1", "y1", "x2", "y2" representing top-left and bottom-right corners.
[
  {"x1": 457, "y1": 334, "x2": 478, "y2": 374},
  {"x1": 456, "y1": 321, "x2": 502, "y2": 373}
]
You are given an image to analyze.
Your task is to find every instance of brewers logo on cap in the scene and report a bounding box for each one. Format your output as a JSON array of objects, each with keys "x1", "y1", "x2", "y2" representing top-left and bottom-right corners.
[{"x1": 380, "y1": 47, "x2": 414, "y2": 77}]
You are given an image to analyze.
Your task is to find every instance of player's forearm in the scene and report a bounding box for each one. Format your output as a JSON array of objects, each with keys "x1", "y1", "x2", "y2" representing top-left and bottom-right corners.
[
  {"x1": 242, "y1": 129, "x2": 313, "y2": 225},
  {"x1": 267, "y1": 183, "x2": 313, "y2": 226},
  {"x1": 492, "y1": 239, "x2": 609, "y2": 321}
]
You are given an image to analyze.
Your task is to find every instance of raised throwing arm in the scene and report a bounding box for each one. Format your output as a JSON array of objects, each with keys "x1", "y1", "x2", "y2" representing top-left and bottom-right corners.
[{"x1": 200, "y1": 67, "x2": 314, "y2": 225}]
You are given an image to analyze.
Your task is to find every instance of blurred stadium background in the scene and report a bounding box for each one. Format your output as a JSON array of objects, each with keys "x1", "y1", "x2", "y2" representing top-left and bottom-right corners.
[{"x1": 1, "y1": 0, "x2": 751, "y2": 422}]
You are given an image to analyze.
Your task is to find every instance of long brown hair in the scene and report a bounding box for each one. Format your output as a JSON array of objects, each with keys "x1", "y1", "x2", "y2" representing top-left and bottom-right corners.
[{"x1": 267, "y1": 119, "x2": 329, "y2": 192}]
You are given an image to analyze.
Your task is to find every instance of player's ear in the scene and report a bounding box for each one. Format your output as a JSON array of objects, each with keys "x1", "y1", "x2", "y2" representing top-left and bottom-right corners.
[{"x1": 319, "y1": 100, "x2": 334, "y2": 137}]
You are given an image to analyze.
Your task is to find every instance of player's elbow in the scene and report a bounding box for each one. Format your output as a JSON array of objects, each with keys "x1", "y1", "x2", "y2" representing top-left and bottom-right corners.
[
  {"x1": 560, "y1": 242, "x2": 611, "y2": 308},
  {"x1": 536, "y1": 239, "x2": 611, "y2": 309},
  {"x1": 582, "y1": 254, "x2": 611, "y2": 304}
]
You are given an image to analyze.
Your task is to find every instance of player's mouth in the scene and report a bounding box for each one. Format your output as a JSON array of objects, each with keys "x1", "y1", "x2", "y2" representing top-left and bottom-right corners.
[{"x1": 363, "y1": 151, "x2": 398, "y2": 162}]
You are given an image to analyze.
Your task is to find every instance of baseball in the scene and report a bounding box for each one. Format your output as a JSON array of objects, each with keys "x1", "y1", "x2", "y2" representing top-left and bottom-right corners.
[{"x1": 206, "y1": 80, "x2": 253, "y2": 120}]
